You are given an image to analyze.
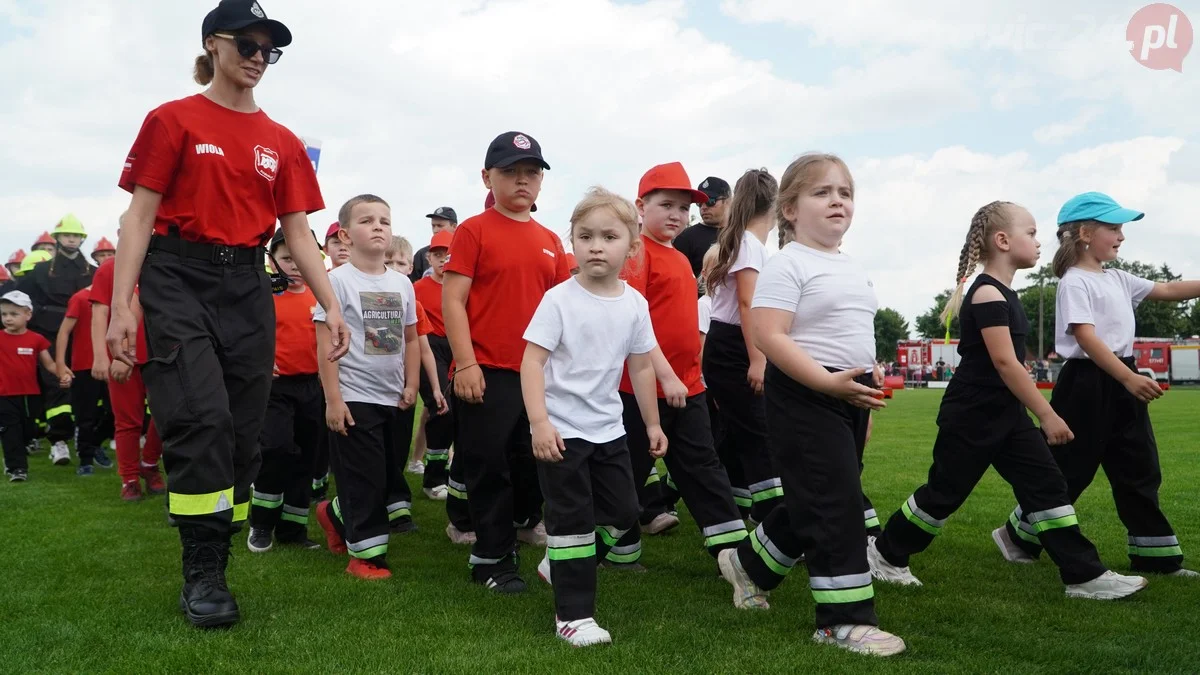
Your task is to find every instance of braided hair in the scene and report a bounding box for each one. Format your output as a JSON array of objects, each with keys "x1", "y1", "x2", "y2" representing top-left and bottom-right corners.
[{"x1": 940, "y1": 201, "x2": 1015, "y2": 327}]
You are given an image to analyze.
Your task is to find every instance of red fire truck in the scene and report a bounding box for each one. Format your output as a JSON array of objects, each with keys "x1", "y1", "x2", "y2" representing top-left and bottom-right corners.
[
  {"x1": 897, "y1": 339, "x2": 960, "y2": 371},
  {"x1": 1132, "y1": 338, "x2": 1200, "y2": 383}
]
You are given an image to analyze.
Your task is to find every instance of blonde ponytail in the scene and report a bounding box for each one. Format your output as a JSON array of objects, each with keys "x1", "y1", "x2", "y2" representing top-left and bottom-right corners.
[{"x1": 940, "y1": 201, "x2": 1014, "y2": 327}]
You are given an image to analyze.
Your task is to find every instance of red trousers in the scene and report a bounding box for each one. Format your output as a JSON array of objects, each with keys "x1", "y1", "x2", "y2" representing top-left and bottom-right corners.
[{"x1": 108, "y1": 365, "x2": 162, "y2": 482}]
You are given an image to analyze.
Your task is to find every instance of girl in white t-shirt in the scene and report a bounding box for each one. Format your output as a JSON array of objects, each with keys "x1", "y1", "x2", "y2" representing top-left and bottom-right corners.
[
  {"x1": 1004, "y1": 192, "x2": 1200, "y2": 576},
  {"x1": 715, "y1": 153, "x2": 905, "y2": 657},
  {"x1": 702, "y1": 169, "x2": 780, "y2": 526},
  {"x1": 521, "y1": 187, "x2": 666, "y2": 647}
]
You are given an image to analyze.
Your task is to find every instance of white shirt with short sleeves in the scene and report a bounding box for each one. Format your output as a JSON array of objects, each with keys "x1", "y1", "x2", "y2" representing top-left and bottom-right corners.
[
  {"x1": 752, "y1": 241, "x2": 877, "y2": 371},
  {"x1": 1055, "y1": 267, "x2": 1155, "y2": 359},
  {"x1": 523, "y1": 278, "x2": 657, "y2": 444},
  {"x1": 698, "y1": 295, "x2": 712, "y2": 335},
  {"x1": 709, "y1": 231, "x2": 769, "y2": 325},
  {"x1": 313, "y1": 264, "x2": 417, "y2": 406}
]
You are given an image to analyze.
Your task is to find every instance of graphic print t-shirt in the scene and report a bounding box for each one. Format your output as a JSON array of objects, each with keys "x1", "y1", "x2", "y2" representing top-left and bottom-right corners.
[{"x1": 313, "y1": 264, "x2": 417, "y2": 406}]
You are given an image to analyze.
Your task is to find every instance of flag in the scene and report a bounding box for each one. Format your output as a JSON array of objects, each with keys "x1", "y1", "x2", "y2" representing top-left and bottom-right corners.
[{"x1": 302, "y1": 137, "x2": 322, "y2": 173}]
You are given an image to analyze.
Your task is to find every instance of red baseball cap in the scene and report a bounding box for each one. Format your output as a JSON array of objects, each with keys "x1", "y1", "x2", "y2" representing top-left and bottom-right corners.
[
  {"x1": 429, "y1": 230, "x2": 454, "y2": 251},
  {"x1": 324, "y1": 222, "x2": 340, "y2": 241},
  {"x1": 637, "y1": 162, "x2": 709, "y2": 204},
  {"x1": 484, "y1": 190, "x2": 538, "y2": 212}
]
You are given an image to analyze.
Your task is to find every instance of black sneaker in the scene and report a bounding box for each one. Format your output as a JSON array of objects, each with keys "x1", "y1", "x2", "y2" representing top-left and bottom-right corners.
[
  {"x1": 482, "y1": 569, "x2": 527, "y2": 594},
  {"x1": 179, "y1": 527, "x2": 240, "y2": 628},
  {"x1": 76, "y1": 465, "x2": 94, "y2": 477},
  {"x1": 8, "y1": 470, "x2": 27, "y2": 482},
  {"x1": 246, "y1": 527, "x2": 273, "y2": 553},
  {"x1": 276, "y1": 535, "x2": 322, "y2": 551},
  {"x1": 93, "y1": 446, "x2": 114, "y2": 469},
  {"x1": 388, "y1": 518, "x2": 419, "y2": 535}
]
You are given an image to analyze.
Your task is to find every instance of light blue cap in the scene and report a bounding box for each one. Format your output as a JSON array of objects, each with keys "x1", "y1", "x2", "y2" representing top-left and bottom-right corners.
[{"x1": 1057, "y1": 192, "x2": 1144, "y2": 226}]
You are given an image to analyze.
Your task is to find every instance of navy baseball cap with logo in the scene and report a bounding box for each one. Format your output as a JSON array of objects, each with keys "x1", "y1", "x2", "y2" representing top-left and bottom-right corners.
[
  {"x1": 202, "y1": 0, "x2": 292, "y2": 47},
  {"x1": 424, "y1": 206, "x2": 459, "y2": 223},
  {"x1": 484, "y1": 131, "x2": 550, "y2": 170},
  {"x1": 1057, "y1": 192, "x2": 1145, "y2": 226},
  {"x1": 698, "y1": 176, "x2": 731, "y2": 202}
]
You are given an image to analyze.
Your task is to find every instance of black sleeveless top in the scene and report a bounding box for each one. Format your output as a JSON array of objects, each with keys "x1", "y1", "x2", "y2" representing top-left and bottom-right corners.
[{"x1": 949, "y1": 274, "x2": 1029, "y2": 388}]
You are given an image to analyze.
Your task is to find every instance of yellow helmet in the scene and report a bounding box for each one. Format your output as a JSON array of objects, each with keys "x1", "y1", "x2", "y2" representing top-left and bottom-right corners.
[
  {"x1": 53, "y1": 214, "x2": 87, "y2": 239},
  {"x1": 17, "y1": 250, "x2": 53, "y2": 276}
]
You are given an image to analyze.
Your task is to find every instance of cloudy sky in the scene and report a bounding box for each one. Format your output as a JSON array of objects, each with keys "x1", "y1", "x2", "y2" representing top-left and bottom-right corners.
[{"x1": 2, "y1": 0, "x2": 1197, "y2": 329}]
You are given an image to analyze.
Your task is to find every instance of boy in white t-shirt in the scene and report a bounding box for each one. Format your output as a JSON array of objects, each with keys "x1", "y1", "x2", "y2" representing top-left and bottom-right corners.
[
  {"x1": 521, "y1": 187, "x2": 666, "y2": 647},
  {"x1": 313, "y1": 194, "x2": 420, "y2": 580}
]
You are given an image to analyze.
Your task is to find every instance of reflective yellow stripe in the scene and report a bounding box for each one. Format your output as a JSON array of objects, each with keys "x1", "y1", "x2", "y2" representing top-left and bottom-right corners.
[
  {"x1": 46, "y1": 404, "x2": 72, "y2": 419},
  {"x1": 233, "y1": 501, "x2": 249, "y2": 523},
  {"x1": 168, "y1": 488, "x2": 234, "y2": 516}
]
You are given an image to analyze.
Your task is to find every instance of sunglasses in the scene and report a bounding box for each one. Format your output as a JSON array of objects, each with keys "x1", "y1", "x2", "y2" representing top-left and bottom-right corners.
[
  {"x1": 213, "y1": 33, "x2": 283, "y2": 64},
  {"x1": 702, "y1": 196, "x2": 728, "y2": 208}
]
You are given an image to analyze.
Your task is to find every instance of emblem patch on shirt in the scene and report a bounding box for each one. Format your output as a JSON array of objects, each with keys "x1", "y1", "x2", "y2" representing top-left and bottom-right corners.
[
  {"x1": 254, "y1": 145, "x2": 280, "y2": 181},
  {"x1": 17, "y1": 347, "x2": 32, "y2": 355},
  {"x1": 542, "y1": 248, "x2": 555, "y2": 258},
  {"x1": 513, "y1": 134, "x2": 532, "y2": 150}
]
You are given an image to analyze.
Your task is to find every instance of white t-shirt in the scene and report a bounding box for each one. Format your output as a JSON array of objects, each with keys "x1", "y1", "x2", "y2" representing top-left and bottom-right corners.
[
  {"x1": 752, "y1": 241, "x2": 877, "y2": 370},
  {"x1": 523, "y1": 277, "x2": 657, "y2": 444},
  {"x1": 698, "y1": 295, "x2": 712, "y2": 335},
  {"x1": 1056, "y1": 267, "x2": 1155, "y2": 359},
  {"x1": 314, "y1": 264, "x2": 417, "y2": 406},
  {"x1": 709, "y1": 231, "x2": 769, "y2": 325}
]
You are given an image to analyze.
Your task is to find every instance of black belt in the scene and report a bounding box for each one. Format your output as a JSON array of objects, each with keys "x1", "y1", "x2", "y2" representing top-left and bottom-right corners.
[{"x1": 149, "y1": 233, "x2": 262, "y2": 266}]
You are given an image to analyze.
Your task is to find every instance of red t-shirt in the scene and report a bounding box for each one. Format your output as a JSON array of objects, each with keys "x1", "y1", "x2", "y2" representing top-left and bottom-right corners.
[
  {"x1": 119, "y1": 94, "x2": 324, "y2": 248},
  {"x1": 0, "y1": 331, "x2": 50, "y2": 396},
  {"x1": 274, "y1": 286, "x2": 318, "y2": 376},
  {"x1": 64, "y1": 287, "x2": 95, "y2": 372},
  {"x1": 90, "y1": 258, "x2": 149, "y2": 365},
  {"x1": 619, "y1": 235, "x2": 705, "y2": 398},
  {"x1": 444, "y1": 209, "x2": 570, "y2": 371},
  {"x1": 412, "y1": 276, "x2": 445, "y2": 337},
  {"x1": 416, "y1": 302, "x2": 433, "y2": 337}
]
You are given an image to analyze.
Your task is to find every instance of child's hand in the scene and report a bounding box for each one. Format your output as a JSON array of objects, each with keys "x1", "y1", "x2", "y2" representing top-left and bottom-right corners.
[
  {"x1": 433, "y1": 391, "x2": 449, "y2": 415},
  {"x1": 646, "y1": 424, "x2": 668, "y2": 458},
  {"x1": 327, "y1": 401, "x2": 355, "y2": 435},
  {"x1": 820, "y1": 368, "x2": 886, "y2": 410},
  {"x1": 110, "y1": 360, "x2": 133, "y2": 384},
  {"x1": 531, "y1": 420, "x2": 565, "y2": 463},
  {"x1": 873, "y1": 363, "x2": 885, "y2": 388},
  {"x1": 747, "y1": 358, "x2": 766, "y2": 395},
  {"x1": 399, "y1": 386, "x2": 418, "y2": 410},
  {"x1": 662, "y1": 376, "x2": 688, "y2": 409},
  {"x1": 91, "y1": 355, "x2": 110, "y2": 383},
  {"x1": 1039, "y1": 412, "x2": 1075, "y2": 446},
  {"x1": 272, "y1": 362, "x2": 280, "y2": 379},
  {"x1": 454, "y1": 366, "x2": 486, "y2": 404},
  {"x1": 57, "y1": 366, "x2": 73, "y2": 388},
  {"x1": 1122, "y1": 373, "x2": 1163, "y2": 403}
]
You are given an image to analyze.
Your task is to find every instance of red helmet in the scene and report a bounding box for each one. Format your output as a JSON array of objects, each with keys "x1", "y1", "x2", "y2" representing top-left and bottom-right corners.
[
  {"x1": 0, "y1": 265, "x2": 9, "y2": 282},
  {"x1": 7, "y1": 249, "x2": 26, "y2": 265},
  {"x1": 92, "y1": 237, "x2": 116, "y2": 253},
  {"x1": 33, "y1": 231, "x2": 55, "y2": 247}
]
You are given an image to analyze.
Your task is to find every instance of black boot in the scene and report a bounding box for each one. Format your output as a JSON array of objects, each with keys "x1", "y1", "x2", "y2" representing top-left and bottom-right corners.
[{"x1": 178, "y1": 525, "x2": 240, "y2": 628}]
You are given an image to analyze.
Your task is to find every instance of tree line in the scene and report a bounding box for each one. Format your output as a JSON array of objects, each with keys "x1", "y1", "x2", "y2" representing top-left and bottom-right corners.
[{"x1": 872, "y1": 258, "x2": 1200, "y2": 361}]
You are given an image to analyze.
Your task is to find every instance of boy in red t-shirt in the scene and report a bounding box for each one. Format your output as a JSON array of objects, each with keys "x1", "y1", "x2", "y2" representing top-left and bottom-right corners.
[
  {"x1": 56, "y1": 285, "x2": 114, "y2": 475},
  {"x1": 609, "y1": 163, "x2": 748, "y2": 568},
  {"x1": 443, "y1": 131, "x2": 570, "y2": 592},
  {"x1": 247, "y1": 229, "x2": 326, "y2": 553},
  {"x1": 0, "y1": 291, "x2": 54, "y2": 482},
  {"x1": 91, "y1": 252, "x2": 165, "y2": 502}
]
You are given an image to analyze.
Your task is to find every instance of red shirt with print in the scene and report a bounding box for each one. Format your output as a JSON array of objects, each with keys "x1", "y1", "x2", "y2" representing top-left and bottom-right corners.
[
  {"x1": 119, "y1": 94, "x2": 324, "y2": 248},
  {"x1": 64, "y1": 287, "x2": 95, "y2": 372},
  {"x1": 412, "y1": 276, "x2": 445, "y2": 337},
  {"x1": 444, "y1": 209, "x2": 570, "y2": 372},
  {"x1": 619, "y1": 235, "x2": 705, "y2": 398},
  {"x1": 90, "y1": 258, "x2": 149, "y2": 365},
  {"x1": 274, "y1": 286, "x2": 319, "y2": 376},
  {"x1": 0, "y1": 331, "x2": 50, "y2": 396}
]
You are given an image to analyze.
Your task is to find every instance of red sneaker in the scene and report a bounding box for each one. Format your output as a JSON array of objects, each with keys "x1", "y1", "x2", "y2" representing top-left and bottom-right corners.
[
  {"x1": 141, "y1": 465, "x2": 167, "y2": 495},
  {"x1": 120, "y1": 480, "x2": 143, "y2": 502},
  {"x1": 346, "y1": 558, "x2": 391, "y2": 580},
  {"x1": 315, "y1": 500, "x2": 348, "y2": 554}
]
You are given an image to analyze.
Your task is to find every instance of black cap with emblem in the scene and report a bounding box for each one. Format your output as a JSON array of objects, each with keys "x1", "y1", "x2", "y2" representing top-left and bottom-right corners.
[
  {"x1": 202, "y1": 0, "x2": 292, "y2": 48},
  {"x1": 424, "y1": 206, "x2": 459, "y2": 223},
  {"x1": 698, "y1": 176, "x2": 731, "y2": 201},
  {"x1": 484, "y1": 131, "x2": 551, "y2": 170}
]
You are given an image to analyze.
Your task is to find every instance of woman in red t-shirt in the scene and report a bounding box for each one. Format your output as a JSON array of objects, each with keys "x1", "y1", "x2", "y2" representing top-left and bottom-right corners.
[{"x1": 106, "y1": 0, "x2": 348, "y2": 629}]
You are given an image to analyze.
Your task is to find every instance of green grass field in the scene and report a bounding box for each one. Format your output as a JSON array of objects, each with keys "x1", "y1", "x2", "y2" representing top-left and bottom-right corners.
[{"x1": 2, "y1": 389, "x2": 1198, "y2": 674}]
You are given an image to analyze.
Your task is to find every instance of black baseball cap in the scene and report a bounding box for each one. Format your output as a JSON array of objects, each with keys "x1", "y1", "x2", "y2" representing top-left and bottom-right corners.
[
  {"x1": 268, "y1": 227, "x2": 319, "y2": 254},
  {"x1": 424, "y1": 206, "x2": 458, "y2": 223},
  {"x1": 484, "y1": 131, "x2": 550, "y2": 170},
  {"x1": 698, "y1": 176, "x2": 731, "y2": 201},
  {"x1": 202, "y1": 0, "x2": 292, "y2": 48}
]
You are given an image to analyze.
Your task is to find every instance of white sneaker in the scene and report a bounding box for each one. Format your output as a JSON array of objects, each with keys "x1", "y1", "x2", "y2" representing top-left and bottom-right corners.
[
  {"x1": 25, "y1": 440, "x2": 38, "y2": 456},
  {"x1": 1065, "y1": 570, "x2": 1148, "y2": 600},
  {"x1": 644, "y1": 512, "x2": 679, "y2": 535},
  {"x1": 992, "y1": 527, "x2": 1035, "y2": 564},
  {"x1": 867, "y1": 537, "x2": 922, "y2": 587},
  {"x1": 446, "y1": 523, "x2": 476, "y2": 545},
  {"x1": 537, "y1": 553, "x2": 552, "y2": 585},
  {"x1": 556, "y1": 617, "x2": 611, "y2": 647},
  {"x1": 139, "y1": 435, "x2": 146, "y2": 449},
  {"x1": 813, "y1": 624, "x2": 906, "y2": 657},
  {"x1": 423, "y1": 485, "x2": 448, "y2": 501},
  {"x1": 518, "y1": 521, "x2": 548, "y2": 547},
  {"x1": 406, "y1": 461, "x2": 425, "y2": 475},
  {"x1": 50, "y1": 441, "x2": 71, "y2": 466},
  {"x1": 1168, "y1": 568, "x2": 1200, "y2": 578},
  {"x1": 717, "y1": 548, "x2": 770, "y2": 609}
]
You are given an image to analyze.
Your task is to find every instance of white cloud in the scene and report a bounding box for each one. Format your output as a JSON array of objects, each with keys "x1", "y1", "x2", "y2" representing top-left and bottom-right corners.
[{"x1": 1033, "y1": 107, "x2": 1101, "y2": 144}]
